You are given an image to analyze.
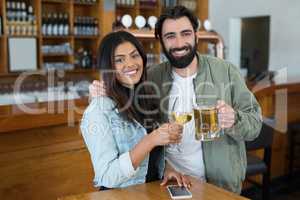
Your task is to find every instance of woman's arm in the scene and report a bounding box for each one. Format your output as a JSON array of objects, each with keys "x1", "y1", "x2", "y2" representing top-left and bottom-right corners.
[
  {"x1": 81, "y1": 98, "x2": 139, "y2": 188},
  {"x1": 81, "y1": 98, "x2": 183, "y2": 187},
  {"x1": 129, "y1": 123, "x2": 183, "y2": 169}
]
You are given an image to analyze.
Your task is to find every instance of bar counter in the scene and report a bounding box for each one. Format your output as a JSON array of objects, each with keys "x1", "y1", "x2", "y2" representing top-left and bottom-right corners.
[
  {"x1": 58, "y1": 178, "x2": 249, "y2": 200},
  {"x1": 0, "y1": 80, "x2": 300, "y2": 200}
]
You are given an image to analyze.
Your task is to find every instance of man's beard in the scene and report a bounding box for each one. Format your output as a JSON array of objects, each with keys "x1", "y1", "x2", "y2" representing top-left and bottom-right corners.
[{"x1": 162, "y1": 40, "x2": 197, "y2": 69}]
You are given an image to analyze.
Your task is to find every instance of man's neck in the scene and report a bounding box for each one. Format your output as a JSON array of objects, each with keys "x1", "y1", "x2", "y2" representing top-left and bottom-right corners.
[{"x1": 173, "y1": 56, "x2": 198, "y2": 78}]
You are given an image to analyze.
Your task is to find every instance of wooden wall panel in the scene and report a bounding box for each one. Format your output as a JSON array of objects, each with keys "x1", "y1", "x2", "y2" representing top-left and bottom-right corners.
[{"x1": 0, "y1": 124, "x2": 96, "y2": 200}]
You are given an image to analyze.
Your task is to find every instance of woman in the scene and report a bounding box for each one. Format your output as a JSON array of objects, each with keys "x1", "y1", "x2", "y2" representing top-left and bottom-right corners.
[{"x1": 80, "y1": 31, "x2": 184, "y2": 189}]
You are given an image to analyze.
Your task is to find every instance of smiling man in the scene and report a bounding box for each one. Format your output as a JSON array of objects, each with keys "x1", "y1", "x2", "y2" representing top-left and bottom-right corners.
[{"x1": 146, "y1": 6, "x2": 262, "y2": 194}]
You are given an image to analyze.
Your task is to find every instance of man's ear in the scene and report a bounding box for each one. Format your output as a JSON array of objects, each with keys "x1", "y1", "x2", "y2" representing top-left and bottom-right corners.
[{"x1": 195, "y1": 32, "x2": 199, "y2": 43}]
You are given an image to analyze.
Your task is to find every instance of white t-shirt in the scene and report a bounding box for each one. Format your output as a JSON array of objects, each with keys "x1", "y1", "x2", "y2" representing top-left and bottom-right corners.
[{"x1": 165, "y1": 70, "x2": 206, "y2": 181}]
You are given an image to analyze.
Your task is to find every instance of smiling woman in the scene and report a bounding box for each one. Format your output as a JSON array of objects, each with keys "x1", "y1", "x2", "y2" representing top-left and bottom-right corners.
[
  {"x1": 80, "y1": 31, "x2": 185, "y2": 189},
  {"x1": 96, "y1": 31, "x2": 148, "y2": 121},
  {"x1": 114, "y1": 42, "x2": 144, "y2": 88}
]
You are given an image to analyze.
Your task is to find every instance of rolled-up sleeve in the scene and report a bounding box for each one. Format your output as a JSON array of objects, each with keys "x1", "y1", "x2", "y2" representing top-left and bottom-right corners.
[{"x1": 80, "y1": 97, "x2": 139, "y2": 188}]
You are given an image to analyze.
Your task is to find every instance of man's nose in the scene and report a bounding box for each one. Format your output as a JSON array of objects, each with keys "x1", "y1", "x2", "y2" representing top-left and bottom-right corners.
[{"x1": 174, "y1": 36, "x2": 185, "y2": 48}]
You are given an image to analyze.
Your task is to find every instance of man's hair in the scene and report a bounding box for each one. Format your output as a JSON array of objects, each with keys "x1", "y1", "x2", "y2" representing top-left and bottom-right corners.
[{"x1": 154, "y1": 5, "x2": 199, "y2": 39}]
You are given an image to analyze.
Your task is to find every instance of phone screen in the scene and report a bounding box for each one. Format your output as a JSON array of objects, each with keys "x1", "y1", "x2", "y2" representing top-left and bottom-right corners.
[{"x1": 167, "y1": 185, "x2": 192, "y2": 198}]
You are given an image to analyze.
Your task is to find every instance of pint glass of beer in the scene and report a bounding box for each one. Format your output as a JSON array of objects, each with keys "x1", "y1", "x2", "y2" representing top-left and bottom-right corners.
[{"x1": 193, "y1": 103, "x2": 221, "y2": 141}]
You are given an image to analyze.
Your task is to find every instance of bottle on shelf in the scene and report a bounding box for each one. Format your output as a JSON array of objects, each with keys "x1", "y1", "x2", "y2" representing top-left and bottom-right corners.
[
  {"x1": 116, "y1": 0, "x2": 135, "y2": 6},
  {"x1": 74, "y1": 16, "x2": 99, "y2": 36},
  {"x1": 20, "y1": 2, "x2": 27, "y2": 22},
  {"x1": 46, "y1": 13, "x2": 53, "y2": 36},
  {"x1": 6, "y1": 0, "x2": 37, "y2": 36},
  {"x1": 63, "y1": 13, "x2": 69, "y2": 35},
  {"x1": 43, "y1": 12, "x2": 69, "y2": 36},
  {"x1": 75, "y1": 47, "x2": 93, "y2": 69},
  {"x1": 58, "y1": 13, "x2": 64, "y2": 36},
  {"x1": 93, "y1": 19, "x2": 99, "y2": 35},
  {"x1": 52, "y1": 13, "x2": 58, "y2": 36},
  {"x1": 163, "y1": 0, "x2": 179, "y2": 8},
  {"x1": 28, "y1": 5, "x2": 37, "y2": 35},
  {"x1": 42, "y1": 13, "x2": 47, "y2": 36},
  {"x1": 6, "y1": 1, "x2": 13, "y2": 22}
]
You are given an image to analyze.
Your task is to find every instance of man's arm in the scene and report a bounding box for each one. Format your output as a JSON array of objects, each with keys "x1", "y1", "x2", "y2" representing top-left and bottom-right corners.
[{"x1": 224, "y1": 64, "x2": 263, "y2": 142}]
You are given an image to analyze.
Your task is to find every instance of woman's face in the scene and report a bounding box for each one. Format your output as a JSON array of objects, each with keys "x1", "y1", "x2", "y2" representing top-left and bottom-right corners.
[{"x1": 114, "y1": 41, "x2": 144, "y2": 88}]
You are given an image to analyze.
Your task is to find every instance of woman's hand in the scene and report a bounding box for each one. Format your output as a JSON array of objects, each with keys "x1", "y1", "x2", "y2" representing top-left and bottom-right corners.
[
  {"x1": 150, "y1": 123, "x2": 183, "y2": 146},
  {"x1": 160, "y1": 167, "x2": 192, "y2": 189}
]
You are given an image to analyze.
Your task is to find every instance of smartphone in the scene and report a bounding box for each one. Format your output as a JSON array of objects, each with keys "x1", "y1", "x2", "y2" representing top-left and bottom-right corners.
[{"x1": 167, "y1": 185, "x2": 192, "y2": 199}]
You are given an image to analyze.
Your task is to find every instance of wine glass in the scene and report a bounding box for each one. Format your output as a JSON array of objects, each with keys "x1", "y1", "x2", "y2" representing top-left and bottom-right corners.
[{"x1": 168, "y1": 97, "x2": 192, "y2": 152}]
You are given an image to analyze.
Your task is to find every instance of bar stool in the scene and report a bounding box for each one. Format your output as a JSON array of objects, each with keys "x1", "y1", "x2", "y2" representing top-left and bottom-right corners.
[
  {"x1": 245, "y1": 120, "x2": 275, "y2": 200},
  {"x1": 288, "y1": 122, "x2": 300, "y2": 179}
]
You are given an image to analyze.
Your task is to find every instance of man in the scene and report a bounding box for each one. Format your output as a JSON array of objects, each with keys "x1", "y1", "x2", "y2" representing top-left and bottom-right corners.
[{"x1": 90, "y1": 6, "x2": 262, "y2": 194}]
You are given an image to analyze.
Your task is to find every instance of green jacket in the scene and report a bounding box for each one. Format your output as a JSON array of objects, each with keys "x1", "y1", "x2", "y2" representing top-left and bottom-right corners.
[{"x1": 147, "y1": 53, "x2": 262, "y2": 193}]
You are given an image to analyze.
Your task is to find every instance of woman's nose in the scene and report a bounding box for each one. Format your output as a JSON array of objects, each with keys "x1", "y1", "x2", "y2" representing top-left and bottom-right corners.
[{"x1": 124, "y1": 57, "x2": 135, "y2": 67}]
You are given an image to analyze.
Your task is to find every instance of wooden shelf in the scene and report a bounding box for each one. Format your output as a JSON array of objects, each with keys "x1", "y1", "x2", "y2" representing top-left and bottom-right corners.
[
  {"x1": 74, "y1": 35, "x2": 100, "y2": 40},
  {"x1": 126, "y1": 29, "x2": 224, "y2": 59},
  {"x1": 139, "y1": 5, "x2": 158, "y2": 10},
  {"x1": 66, "y1": 68, "x2": 98, "y2": 73},
  {"x1": 127, "y1": 29, "x2": 156, "y2": 39},
  {"x1": 42, "y1": 36, "x2": 73, "y2": 39},
  {"x1": 0, "y1": 68, "x2": 98, "y2": 77},
  {"x1": 74, "y1": 2, "x2": 98, "y2": 6},
  {"x1": 116, "y1": 4, "x2": 136, "y2": 9},
  {"x1": 43, "y1": 53, "x2": 73, "y2": 57},
  {"x1": 42, "y1": 0, "x2": 70, "y2": 4},
  {"x1": 7, "y1": 35, "x2": 38, "y2": 38}
]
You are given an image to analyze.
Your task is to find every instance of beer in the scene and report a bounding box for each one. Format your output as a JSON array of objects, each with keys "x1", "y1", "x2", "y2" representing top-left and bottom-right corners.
[
  {"x1": 171, "y1": 112, "x2": 192, "y2": 125},
  {"x1": 193, "y1": 107, "x2": 220, "y2": 141}
]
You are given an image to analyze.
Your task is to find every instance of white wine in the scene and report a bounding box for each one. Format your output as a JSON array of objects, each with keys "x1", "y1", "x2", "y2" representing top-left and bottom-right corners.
[{"x1": 171, "y1": 112, "x2": 192, "y2": 125}]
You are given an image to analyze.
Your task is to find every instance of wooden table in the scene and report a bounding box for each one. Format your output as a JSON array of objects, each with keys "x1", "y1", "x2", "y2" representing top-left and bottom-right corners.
[{"x1": 58, "y1": 178, "x2": 249, "y2": 200}]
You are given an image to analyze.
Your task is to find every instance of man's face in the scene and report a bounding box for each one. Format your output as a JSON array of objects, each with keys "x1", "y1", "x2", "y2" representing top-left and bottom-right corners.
[{"x1": 161, "y1": 16, "x2": 197, "y2": 69}]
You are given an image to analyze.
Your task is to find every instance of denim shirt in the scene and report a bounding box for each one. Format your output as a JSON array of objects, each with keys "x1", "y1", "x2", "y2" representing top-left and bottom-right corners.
[{"x1": 81, "y1": 97, "x2": 157, "y2": 188}]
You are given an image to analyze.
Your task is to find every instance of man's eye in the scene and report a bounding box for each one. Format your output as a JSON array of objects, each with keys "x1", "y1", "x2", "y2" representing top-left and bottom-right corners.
[
  {"x1": 183, "y1": 32, "x2": 192, "y2": 36},
  {"x1": 132, "y1": 53, "x2": 140, "y2": 58},
  {"x1": 166, "y1": 35, "x2": 175, "y2": 40}
]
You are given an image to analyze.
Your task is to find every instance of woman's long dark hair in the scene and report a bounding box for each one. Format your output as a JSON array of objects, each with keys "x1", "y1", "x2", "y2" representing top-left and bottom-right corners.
[{"x1": 96, "y1": 31, "x2": 157, "y2": 127}]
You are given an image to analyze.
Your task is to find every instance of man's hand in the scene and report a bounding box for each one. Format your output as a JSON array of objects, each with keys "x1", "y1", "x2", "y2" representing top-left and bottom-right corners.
[
  {"x1": 89, "y1": 80, "x2": 107, "y2": 98},
  {"x1": 160, "y1": 166, "x2": 192, "y2": 189},
  {"x1": 216, "y1": 100, "x2": 235, "y2": 129}
]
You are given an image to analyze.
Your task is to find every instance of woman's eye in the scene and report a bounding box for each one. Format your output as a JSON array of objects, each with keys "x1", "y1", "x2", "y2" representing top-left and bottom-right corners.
[{"x1": 115, "y1": 58, "x2": 123, "y2": 64}]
